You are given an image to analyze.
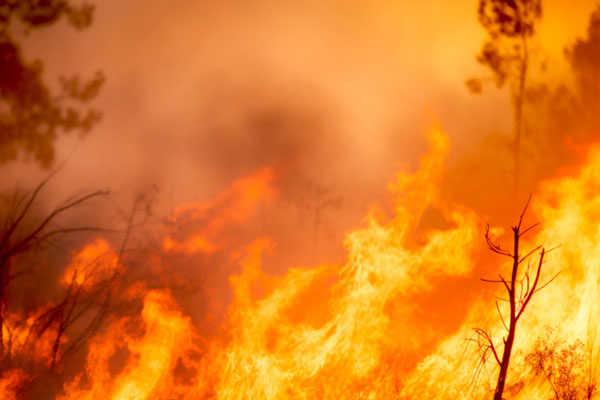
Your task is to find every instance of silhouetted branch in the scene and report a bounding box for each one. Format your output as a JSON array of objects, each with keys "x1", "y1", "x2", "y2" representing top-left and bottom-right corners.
[
  {"x1": 516, "y1": 248, "x2": 544, "y2": 321},
  {"x1": 470, "y1": 328, "x2": 502, "y2": 367},
  {"x1": 0, "y1": 175, "x2": 110, "y2": 360},
  {"x1": 475, "y1": 194, "x2": 556, "y2": 400},
  {"x1": 518, "y1": 244, "x2": 542, "y2": 265},
  {"x1": 485, "y1": 224, "x2": 513, "y2": 257},
  {"x1": 496, "y1": 301, "x2": 508, "y2": 332},
  {"x1": 515, "y1": 193, "x2": 532, "y2": 231},
  {"x1": 532, "y1": 270, "x2": 561, "y2": 295},
  {"x1": 518, "y1": 222, "x2": 539, "y2": 238}
]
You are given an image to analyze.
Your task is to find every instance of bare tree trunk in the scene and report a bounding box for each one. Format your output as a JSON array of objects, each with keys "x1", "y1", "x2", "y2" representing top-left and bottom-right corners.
[
  {"x1": 493, "y1": 229, "x2": 519, "y2": 400},
  {"x1": 494, "y1": 328, "x2": 516, "y2": 400},
  {"x1": 514, "y1": 31, "x2": 529, "y2": 204}
]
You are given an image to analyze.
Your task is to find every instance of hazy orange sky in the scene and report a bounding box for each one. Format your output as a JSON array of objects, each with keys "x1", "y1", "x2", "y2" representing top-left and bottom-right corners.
[{"x1": 3, "y1": 0, "x2": 598, "y2": 265}]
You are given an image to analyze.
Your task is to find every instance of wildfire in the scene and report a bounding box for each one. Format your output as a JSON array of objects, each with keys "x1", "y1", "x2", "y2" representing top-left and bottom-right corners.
[
  {"x1": 3, "y1": 126, "x2": 600, "y2": 399},
  {"x1": 163, "y1": 167, "x2": 276, "y2": 255},
  {"x1": 61, "y1": 239, "x2": 119, "y2": 288},
  {"x1": 0, "y1": 369, "x2": 27, "y2": 400},
  {"x1": 215, "y1": 127, "x2": 479, "y2": 399},
  {"x1": 59, "y1": 290, "x2": 196, "y2": 400}
]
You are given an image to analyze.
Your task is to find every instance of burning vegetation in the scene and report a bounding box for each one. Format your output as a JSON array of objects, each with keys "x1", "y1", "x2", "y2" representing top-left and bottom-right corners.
[{"x1": 1, "y1": 0, "x2": 600, "y2": 399}]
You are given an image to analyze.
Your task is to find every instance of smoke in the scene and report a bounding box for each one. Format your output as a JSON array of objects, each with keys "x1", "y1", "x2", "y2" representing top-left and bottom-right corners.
[{"x1": 2, "y1": 0, "x2": 600, "y2": 398}]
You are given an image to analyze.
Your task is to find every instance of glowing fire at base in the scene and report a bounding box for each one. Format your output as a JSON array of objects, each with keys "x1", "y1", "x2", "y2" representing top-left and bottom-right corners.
[
  {"x1": 0, "y1": 369, "x2": 28, "y2": 400},
  {"x1": 4, "y1": 127, "x2": 600, "y2": 399},
  {"x1": 59, "y1": 290, "x2": 196, "y2": 400}
]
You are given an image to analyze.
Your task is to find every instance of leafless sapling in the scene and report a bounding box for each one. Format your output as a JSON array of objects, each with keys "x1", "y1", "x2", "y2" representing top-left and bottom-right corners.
[{"x1": 470, "y1": 196, "x2": 559, "y2": 400}]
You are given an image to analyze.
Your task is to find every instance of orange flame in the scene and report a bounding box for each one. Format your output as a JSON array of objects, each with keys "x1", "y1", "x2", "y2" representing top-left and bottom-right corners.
[
  {"x1": 38, "y1": 127, "x2": 600, "y2": 399},
  {"x1": 0, "y1": 369, "x2": 27, "y2": 400},
  {"x1": 59, "y1": 290, "x2": 197, "y2": 400},
  {"x1": 163, "y1": 166, "x2": 276, "y2": 254},
  {"x1": 61, "y1": 238, "x2": 119, "y2": 288},
  {"x1": 213, "y1": 126, "x2": 479, "y2": 398}
]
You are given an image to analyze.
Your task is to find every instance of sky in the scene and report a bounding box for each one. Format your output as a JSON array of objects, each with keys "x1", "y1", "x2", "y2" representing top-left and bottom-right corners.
[{"x1": 3, "y1": 0, "x2": 598, "y2": 266}]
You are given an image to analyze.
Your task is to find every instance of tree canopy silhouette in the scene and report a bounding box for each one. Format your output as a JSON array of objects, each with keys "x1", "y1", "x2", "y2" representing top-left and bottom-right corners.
[
  {"x1": 568, "y1": 6, "x2": 600, "y2": 132},
  {"x1": 0, "y1": 0, "x2": 104, "y2": 168},
  {"x1": 467, "y1": 0, "x2": 542, "y2": 198}
]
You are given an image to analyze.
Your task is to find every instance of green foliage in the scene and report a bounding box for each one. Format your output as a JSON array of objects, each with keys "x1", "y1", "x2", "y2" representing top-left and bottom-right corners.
[{"x1": 0, "y1": 0, "x2": 103, "y2": 168}]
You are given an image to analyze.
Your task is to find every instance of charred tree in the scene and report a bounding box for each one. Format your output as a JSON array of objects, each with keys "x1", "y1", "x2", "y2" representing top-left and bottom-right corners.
[
  {"x1": 56, "y1": 194, "x2": 155, "y2": 367},
  {"x1": 0, "y1": 175, "x2": 108, "y2": 360},
  {"x1": 472, "y1": 196, "x2": 559, "y2": 400},
  {"x1": 30, "y1": 194, "x2": 153, "y2": 369}
]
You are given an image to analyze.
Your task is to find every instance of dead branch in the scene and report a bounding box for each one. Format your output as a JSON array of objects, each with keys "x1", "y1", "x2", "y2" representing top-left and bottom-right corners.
[
  {"x1": 0, "y1": 175, "x2": 109, "y2": 359},
  {"x1": 474, "y1": 195, "x2": 557, "y2": 400}
]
